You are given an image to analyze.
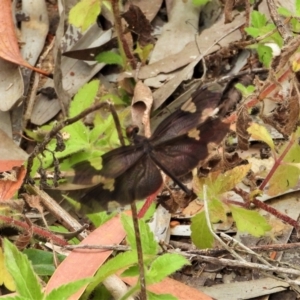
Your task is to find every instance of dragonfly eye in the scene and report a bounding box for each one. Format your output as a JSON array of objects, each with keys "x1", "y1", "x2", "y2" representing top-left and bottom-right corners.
[{"x1": 126, "y1": 125, "x2": 139, "y2": 139}]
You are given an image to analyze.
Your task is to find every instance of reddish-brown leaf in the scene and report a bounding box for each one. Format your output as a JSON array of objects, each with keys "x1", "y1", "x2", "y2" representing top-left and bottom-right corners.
[
  {"x1": 0, "y1": 0, "x2": 50, "y2": 76},
  {"x1": 0, "y1": 166, "x2": 26, "y2": 201}
]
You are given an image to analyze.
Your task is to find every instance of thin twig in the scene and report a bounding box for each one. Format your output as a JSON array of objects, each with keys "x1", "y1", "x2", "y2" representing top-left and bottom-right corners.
[
  {"x1": 65, "y1": 244, "x2": 130, "y2": 251},
  {"x1": 171, "y1": 250, "x2": 300, "y2": 278},
  {"x1": 130, "y1": 202, "x2": 147, "y2": 300}
]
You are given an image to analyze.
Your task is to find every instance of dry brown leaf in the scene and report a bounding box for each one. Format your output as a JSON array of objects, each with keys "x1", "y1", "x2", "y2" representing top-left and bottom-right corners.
[
  {"x1": 131, "y1": 81, "x2": 153, "y2": 137},
  {"x1": 0, "y1": 166, "x2": 26, "y2": 201},
  {"x1": 236, "y1": 105, "x2": 251, "y2": 150}
]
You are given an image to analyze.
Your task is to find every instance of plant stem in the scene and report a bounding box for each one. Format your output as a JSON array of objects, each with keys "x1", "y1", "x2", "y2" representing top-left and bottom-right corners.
[{"x1": 131, "y1": 202, "x2": 147, "y2": 300}]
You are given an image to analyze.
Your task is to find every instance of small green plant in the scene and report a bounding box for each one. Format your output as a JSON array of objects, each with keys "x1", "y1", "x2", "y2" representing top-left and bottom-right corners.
[
  {"x1": 191, "y1": 164, "x2": 271, "y2": 249},
  {"x1": 245, "y1": 10, "x2": 283, "y2": 67},
  {"x1": 1, "y1": 217, "x2": 189, "y2": 300},
  {"x1": 68, "y1": 0, "x2": 102, "y2": 32},
  {"x1": 1, "y1": 239, "x2": 91, "y2": 300},
  {"x1": 27, "y1": 80, "x2": 127, "y2": 184},
  {"x1": 83, "y1": 214, "x2": 189, "y2": 299},
  {"x1": 191, "y1": 125, "x2": 300, "y2": 249},
  {"x1": 235, "y1": 83, "x2": 256, "y2": 97},
  {"x1": 278, "y1": 0, "x2": 300, "y2": 33}
]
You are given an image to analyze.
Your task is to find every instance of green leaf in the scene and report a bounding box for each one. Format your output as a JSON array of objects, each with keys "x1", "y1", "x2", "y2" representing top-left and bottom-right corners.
[
  {"x1": 0, "y1": 296, "x2": 30, "y2": 300},
  {"x1": 86, "y1": 211, "x2": 115, "y2": 227},
  {"x1": 69, "y1": 80, "x2": 100, "y2": 117},
  {"x1": 100, "y1": 93, "x2": 127, "y2": 105},
  {"x1": 93, "y1": 251, "x2": 139, "y2": 284},
  {"x1": 208, "y1": 198, "x2": 227, "y2": 223},
  {"x1": 235, "y1": 83, "x2": 256, "y2": 97},
  {"x1": 121, "y1": 265, "x2": 139, "y2": 277},
  {"x1": 191, "y1": 211, "x2": 214, "y2": 249},
  {"x1": 257, "y1": 44, "x2": 273, "y2": 67},
  {"x1": 69, "y1": 0, "x2": 101, "y2": 31},
  {"x1": 121, "y1": 214, "x2": 158, "y2": 255},
  {"x1": 23, "y1": 249, "x2": 65, "y2": 276},
  {"x1": 3, "y1": 239, "x2": 43, "y2": 300},
  {"x1": 147, "y1": 291, "x2": 177, "y2": 300},
  {"x1": 268, "y1": 129, "x2": 300, "y2": 196},
  {"x1": 251, "y1": 10, "x2": 267, "y2": 28},
  {"x1": 133, "y1": 43, "x2": 154, "y2": 63},
  {"x1": 230, "y1": 206, "x2": 271, "y2": 237},
  {"x1": 212, "y1": 165, "x2": 252, "y2": 195},
  {"x1": 46, "y1": 278, "x2": 92, "y2": 300},
  {"x1": 247, "y1": 122, "x2": 275, "y2": 150},
  {"x1": 0, "y1": 247, "x2": 15, "y2": 291},
  {"x1": 244, "y1": 27, "x2": 261, "y2": 38},
  {"x1": 147, "y1": 254, "x2": 189, "y2": 284},
  {"x1": 96, "y1": 51, "x2": 124, "y2": 66},
  {"x1": 291, "y1": 18, "x2": 300, "y2": 33},
  {"x1": 192, "y1": 0, "x2": 210, "y2": 6},
  {"x1": 296, "y1": 0, "x2": 300, "y2": 16},
  {"x1": 277, "y1": 7, "x2": 292, "y2": 17}
]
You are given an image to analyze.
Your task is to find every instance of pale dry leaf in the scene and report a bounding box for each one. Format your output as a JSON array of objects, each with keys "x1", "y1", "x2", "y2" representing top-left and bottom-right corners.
[
  {"x1": 0, "y1": 129, "x2": 28, "y2": 172},
  {"x1": 131, "y1": 81, "x2": 153, "y2": 138}
]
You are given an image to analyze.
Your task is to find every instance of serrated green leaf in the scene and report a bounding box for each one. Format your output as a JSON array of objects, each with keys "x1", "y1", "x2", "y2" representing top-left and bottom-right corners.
[
  {"x1": 244, "y1": 27, "x2": 261, "y2": 38},
  {"x1": 230, "y1": 206, "x2": 271, "y2": 237},
  {"x1": 94, "y1": 251, "x2": 139, "y2": 284},
  {"x1": 3, "y1": 239, "x2": 43, "y2": 300},
  {"x1": 248, "y1": 123, "x2": 275, "y2": 150},
  {"x1": 69, "y1": 80, "x2": 100, "y2": 117},
  {"x1": 277, "y1": 6, "x2": 292, "y2": 17},
  {"x1": 121, "y1": 214, "x2": 158, "y2": 255},
  {"x1": 291, "y1": 18, "x2": 300, "y2": 33},
  {"x1": 194, "y1": 165, "x2": 250, "y2": 200},
  {"x1": 191, "y1": 211, "x2": 214, "y2": 249},
  {"x1": 69, "y1": 0, "x2": 101, "y2": 31},
  {"x1": 121, "y1": 265, "x2": 139, "y2": 277},
  {"x1": 213, "y1": 164, "x2": 251, "y2": 195},
  {"x1": 270, "y1": 164, "x2": 300, "y2": 196},
  {"x1": 251, "y1": 10, "x2": 267, "y2": 28},
  {"x1": 86, "y1": 210, "x2": 115, "y2": 227},
  {"x1": 147, "y1": 254, "x2": 189, "y2": 284},
  {"x1": 268, "y1": 130, "x2": 300, "y2": 196},
  {"x1": 23, "y1": 249, "x2": 65, "y2": 276},
  {"x1": 96, "y1": 51, "x2": 124, "y2": 66},
  {"x1": 208, "y1": 198, "x2": 227, "y2": 223},
  {"x1": 147, "y1": 291, "x2": 177, "y2": 300},
  {"x1": 257, "y1": 44, "x2": 273, "y2": 67},
  {"x1": 89, "y1": 114, "x2": 112, "y2": 144},
  {"x1": 46, "y1": 278, "x2": 92, "y2": 300},
  {"x1": 100, "y1": 93, "x2": 127, "y2": 105},
  {"x1": 296, "y1": 0, "x2": 300, "y2": 16}
]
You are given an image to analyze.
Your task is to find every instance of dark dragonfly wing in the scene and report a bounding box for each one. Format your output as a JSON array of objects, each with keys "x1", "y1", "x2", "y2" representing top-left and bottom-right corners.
[
  {"x1": 72, "y1": 144, "x2": 144, "y2": 187},
  {"x1": 80, "y1": 155, "x2": 163, "y2": 209},
  {"x1": 151, "y1": 85, "x2": 223, "y2": 145},
  {"x1": 151, "y1": 118, "x2": 230, "y2": 178}
]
